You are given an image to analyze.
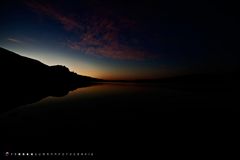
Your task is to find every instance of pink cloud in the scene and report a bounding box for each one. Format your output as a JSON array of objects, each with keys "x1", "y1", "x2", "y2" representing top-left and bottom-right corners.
[
  {"x1": 66, "y1": 16, "x2": 152, "y2": 60},
  {"x1": 26, "y1": 1, "x2": 81, "y2": 31},
  {"x1": 26, "y1": 1, "x2": 157, "y2": 60},
  {"x1": 67, "y1": 39, "x2": 154, "y2": 60}
]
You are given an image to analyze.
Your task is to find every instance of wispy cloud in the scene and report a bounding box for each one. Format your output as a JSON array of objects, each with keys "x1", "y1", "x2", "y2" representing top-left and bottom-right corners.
[
  {"x1": 26, "y1": 1, "x2": 81, "y2": 31},
  {"x1": 68, "y1": 38, "x2": 151, "y2": 60},
  {"x1": 67, "y1": 17, "x2": 154, "y2": 60},
  {"x1": 7, "y1": 38, "x2": 22, "y2": 44},
  {"x1": 26, "y1": 1, "x2": 158, "y2": 60}
]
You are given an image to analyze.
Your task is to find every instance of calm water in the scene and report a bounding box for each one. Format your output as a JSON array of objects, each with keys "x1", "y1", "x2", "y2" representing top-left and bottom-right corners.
[
  {"x1": 0, "y1": 82, "x2": 236, "y2": 152},
  {"x1": 0, "y1": 83, "x2": 190, "y2": 136},
  {"x1": 0, "y1": 82, "x2": 233, "y2": 127},
  {"x1": 0, "y1": 82, "x2": 192, "y2": 120}
]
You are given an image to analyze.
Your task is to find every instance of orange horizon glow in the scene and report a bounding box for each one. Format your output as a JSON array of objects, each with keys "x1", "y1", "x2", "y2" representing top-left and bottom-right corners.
[{"x1": 2, "y1": 46, "x2": 175, "y2": 81}]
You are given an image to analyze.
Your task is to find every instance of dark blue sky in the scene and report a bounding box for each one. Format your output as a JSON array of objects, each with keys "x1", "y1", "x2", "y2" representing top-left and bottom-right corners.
[{"x1": 0, "y1": 0, "x2": 239, "y2": 79}]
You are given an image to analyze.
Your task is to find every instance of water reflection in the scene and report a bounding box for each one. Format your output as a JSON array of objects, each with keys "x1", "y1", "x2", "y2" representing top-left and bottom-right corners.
[
  {"x1": 24, "y1": 82, "x2": 176, "y2": 110},
  {"x1": 0, "y1": 82, "x2": 96, "y2": 113},
  {"x1": 0, "y1": 82, "x2": 237, "y2": 152},
  {"x1": 1, "y1": 82, "x2": 187, "y2": 118},
  {"x1": 1, "y1": 82, "x2": 235, "y2": 116}
]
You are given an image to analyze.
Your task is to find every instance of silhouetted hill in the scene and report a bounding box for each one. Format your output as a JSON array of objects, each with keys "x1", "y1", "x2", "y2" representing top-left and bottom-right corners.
[
  {"x1": 0, "y1": 47, "x2": 99, "y2": 111},
  {"x1": 1, "y1": 47, "x2": 239, "y2": 112}
]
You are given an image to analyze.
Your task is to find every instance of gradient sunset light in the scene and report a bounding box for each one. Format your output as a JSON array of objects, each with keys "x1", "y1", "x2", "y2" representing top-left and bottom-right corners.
[{"x1": 1, "y1": 0, "x2": 238, "y2": 80}]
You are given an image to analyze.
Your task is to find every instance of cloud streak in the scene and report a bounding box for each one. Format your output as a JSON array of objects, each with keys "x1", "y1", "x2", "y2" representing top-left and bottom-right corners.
[
  {"x1": 68, "y1": 38, "x2": 149, "y2": 60},
  {"x1": 7, "y1": 38, "x2": 23, "y2": 44},
  {"x1": 26, "y1": 1, "x2": 81, "y2": 31},
  {"x1": 26, "y1": 1, "x2": 157, "y2": 60}
]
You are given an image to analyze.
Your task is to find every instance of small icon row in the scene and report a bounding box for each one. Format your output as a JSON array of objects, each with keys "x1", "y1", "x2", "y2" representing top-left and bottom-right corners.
[{"x1": 5, "y1": 152, "x2": 94, "y2": 156}]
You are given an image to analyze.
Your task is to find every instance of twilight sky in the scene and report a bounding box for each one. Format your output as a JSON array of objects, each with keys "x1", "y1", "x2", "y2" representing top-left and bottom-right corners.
[{"x1": 0, "y1": 0, "x2": 239, "y2": 80}]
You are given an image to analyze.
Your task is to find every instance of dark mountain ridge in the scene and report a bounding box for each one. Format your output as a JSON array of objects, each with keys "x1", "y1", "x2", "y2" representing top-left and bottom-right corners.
[
  {"x1": 0, "y1": 47, "x2": 239, "y2": 112},
  {"x1": 0, "y1": 47, "x2": 99, "y2": 110}
]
